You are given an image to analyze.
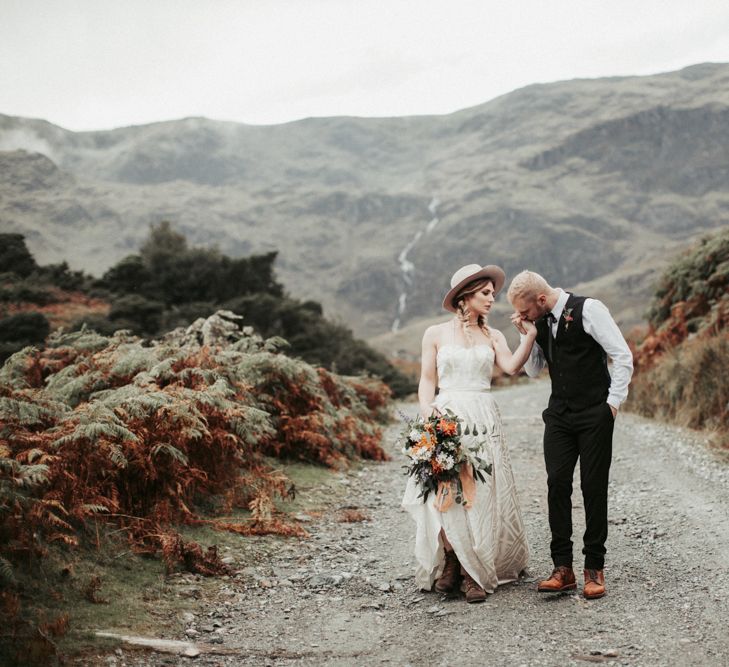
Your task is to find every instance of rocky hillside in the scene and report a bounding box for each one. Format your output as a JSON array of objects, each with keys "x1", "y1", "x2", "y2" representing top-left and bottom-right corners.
[{"x1": 2, "y1": 62, "x2": 729, "y2": 342}]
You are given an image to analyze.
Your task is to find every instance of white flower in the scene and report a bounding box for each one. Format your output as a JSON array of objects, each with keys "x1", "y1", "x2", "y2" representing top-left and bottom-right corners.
[
  {"x1": 436, "y1": 452, "x2": 455, "y2": 470},
  {"x1": 417, "y1": 447, "x2": 432, "y2": 462},
  {"x1": 409, "y1": 429, "x2": 421, "y2": 442}
]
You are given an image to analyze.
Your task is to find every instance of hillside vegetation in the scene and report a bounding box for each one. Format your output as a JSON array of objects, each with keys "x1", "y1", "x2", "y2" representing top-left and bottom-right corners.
[
  {"x1": 0, "y1": 227, "x2": 414, "y2": 395},
  {"x1": 628, "y1": 228, "x2": 729, "y2": 446},
  {"x1": 0, "y1": 312, "x2": 391, "y2": 663}
]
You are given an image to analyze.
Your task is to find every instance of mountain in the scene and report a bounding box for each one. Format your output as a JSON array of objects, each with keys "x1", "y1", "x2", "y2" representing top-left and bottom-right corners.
[{"x1": 2, "y1": 62, "x2": 729, "y2": 347}]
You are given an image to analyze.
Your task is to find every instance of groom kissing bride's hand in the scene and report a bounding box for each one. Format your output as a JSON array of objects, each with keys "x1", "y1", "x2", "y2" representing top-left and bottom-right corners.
[
  {"x1": 509, "y1": 312, "x2": 534, "y2": 337},
  {"x1": 507, "y1": 270, "x2": 633, "y2": 600}
]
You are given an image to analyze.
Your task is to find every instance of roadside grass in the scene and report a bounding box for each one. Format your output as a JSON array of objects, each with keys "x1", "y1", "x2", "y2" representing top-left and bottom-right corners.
[
  {"x1": 2, "y1": 459, "x2": 351, "y2": 665},
  {"x1": 627, "y1": 334, "x2": 729, "y2": 451}
]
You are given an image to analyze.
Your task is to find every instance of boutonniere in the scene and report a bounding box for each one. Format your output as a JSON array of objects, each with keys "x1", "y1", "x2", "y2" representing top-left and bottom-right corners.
[{"x1": 562, "y1": 308, "x2": 574, "y2": 330}]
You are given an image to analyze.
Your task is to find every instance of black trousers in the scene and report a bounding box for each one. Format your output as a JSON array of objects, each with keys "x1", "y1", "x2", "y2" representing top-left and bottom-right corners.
[{"x1": 543, "y1": 400, "x2": 614, "y2": 570}]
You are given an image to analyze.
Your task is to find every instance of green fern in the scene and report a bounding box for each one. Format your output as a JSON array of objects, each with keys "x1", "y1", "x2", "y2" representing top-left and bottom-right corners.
[
  {"x1": 46, "y1": 326, "x2": 110, "y2": 352},
  {"x1": 108, "y1": 344, "x2": 157, "y2": 378},
  {"x1": 45, "y1": 366, "x2": 105, "y2": 407},
  {"x1": 80, "y1": 503, "x2": 110, "y2": 515},
  {"x1": 53, "y1": 405, "x2": 139, "y2": 449},
  {"x1": 0, "y1": 396, "x2": 69, "y2": 426},
  {"x1": 16, "y1": 463, "x2": 49, "y2": 487},
  {"x1": 0, "y1": 556, "x2": 15, "y2": 585},
  {"x1": 0, "y1": 346, "x2": 38, "y2": 389},
  {"x1": 152, "y1": 443, "x2": 189, "y2": 466}
]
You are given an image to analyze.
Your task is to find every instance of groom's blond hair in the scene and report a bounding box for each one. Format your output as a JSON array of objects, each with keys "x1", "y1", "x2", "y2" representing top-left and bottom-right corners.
[{"x1": 507, "y1": 270, "x2": 552, "y2": 303}]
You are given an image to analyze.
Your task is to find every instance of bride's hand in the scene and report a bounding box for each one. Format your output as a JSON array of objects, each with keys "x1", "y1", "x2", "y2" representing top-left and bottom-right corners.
[
  {"x1": 520, "y1": 318, "x2": 537, "y2": 337},
  {"x1": 421, "y1": 407, "x2": 442, "y2": 420},
  {"x1": 510, "y1": 312, "x2": 528, "y2": 335}
]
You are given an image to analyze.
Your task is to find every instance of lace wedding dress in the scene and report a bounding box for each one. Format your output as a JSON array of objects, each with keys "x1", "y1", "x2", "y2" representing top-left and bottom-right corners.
[{"x1": 401, "y1": 343, "x2": 529, "y2": 592}]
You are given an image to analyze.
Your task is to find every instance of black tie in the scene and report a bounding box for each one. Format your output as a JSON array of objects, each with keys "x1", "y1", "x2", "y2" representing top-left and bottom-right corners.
[{"x1": 547, "y1": 312, "x2": 557, "y2": 362}]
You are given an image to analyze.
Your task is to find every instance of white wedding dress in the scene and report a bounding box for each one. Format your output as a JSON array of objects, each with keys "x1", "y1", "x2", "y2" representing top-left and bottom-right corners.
[{"x1": 401, "y1": 343, "x2": 529, "y2": 592}]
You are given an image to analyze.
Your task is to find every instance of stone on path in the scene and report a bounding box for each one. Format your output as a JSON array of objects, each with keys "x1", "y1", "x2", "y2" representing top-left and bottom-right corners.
[{"x1": 95, "y1": 632, "x2": 204, "y2": 658}]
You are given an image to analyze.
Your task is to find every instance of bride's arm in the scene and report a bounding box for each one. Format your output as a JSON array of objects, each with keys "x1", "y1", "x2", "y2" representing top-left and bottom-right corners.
[
  {"x1": 491, "y1": 323, "x2": 537, "y2": 376},
  {"x1": 418, "y1": 326, "x2": 439, "y2": 419}
]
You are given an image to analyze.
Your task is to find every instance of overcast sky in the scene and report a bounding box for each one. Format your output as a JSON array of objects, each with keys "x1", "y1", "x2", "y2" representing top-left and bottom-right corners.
[{"x1": 2, "y1": 0, "x2": 729, "y2": 131}]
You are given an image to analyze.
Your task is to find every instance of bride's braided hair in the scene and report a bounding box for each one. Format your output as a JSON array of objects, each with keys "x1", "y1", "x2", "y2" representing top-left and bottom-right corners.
[{"x1": 454, "y1": 278, "x2": 493, "y2": 347}]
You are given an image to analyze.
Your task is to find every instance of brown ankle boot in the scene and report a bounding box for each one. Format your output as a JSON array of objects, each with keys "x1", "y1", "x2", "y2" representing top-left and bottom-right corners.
[
  {"x1": 583, "y1": 569, "x2": 606, "y2": 599},
  {"x1": 434, "y1": 550, "x2": 461, "y2": 594},
  {"x1": 537, "y1": 565, "x2": 576, "y2": 592},
  {"x1": 462, "y1": 570, "x2": 487, "y2": 603}
]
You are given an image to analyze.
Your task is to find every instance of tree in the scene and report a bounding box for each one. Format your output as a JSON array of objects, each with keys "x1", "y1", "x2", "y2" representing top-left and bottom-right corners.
[
  {"x1": 0, "y1": 234, "x2": 38, "y2": 277},
  {"x1": 101, "y1": 255, "x2": 152, "y2": 295},
  {"x1": 139, "y1": 220, "x2": 188, "y2": 265}
]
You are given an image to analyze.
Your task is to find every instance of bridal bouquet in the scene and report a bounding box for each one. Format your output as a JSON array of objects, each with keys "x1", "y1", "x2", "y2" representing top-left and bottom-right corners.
[{"x1": 399, "y1": 409, "x2": 492, "y2": 507}]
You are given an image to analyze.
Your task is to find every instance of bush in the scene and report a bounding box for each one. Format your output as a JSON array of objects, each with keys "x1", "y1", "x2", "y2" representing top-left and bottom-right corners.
[
  {"x1": 0, "y1": 312, "x2": 50, "y2": 343},
  {"x1": 225, "y1": 294, "x2": 415, "y2": 396},
  {"x1": 629, "y1": 335, "x2": 729, "y2": 435},
  {"x1": 0, "y1": 234, "x2": 38, "y2": 278},
  {"x1": 69, "y1": 313, "x2": 120, "y2": 336},
  {"x1": 0, "y1": 279, "x2": 58, "y2": 306},
  {"x1": 630, "y1": 228, "x2": 729, "y2": 447},
  {"x1": 647, "y1": 228, "x2": 729, "y2": 333},
  {"x1": 0, "y1": 312, "x2": 51, "y2": 362},
  {"x1": 109, "y1": 295, "x2": 165, "y2": 335},
  {"x1": 100, "y1": 222, "x2": 284, "y2": 306},
  {"x1": 4, "y1": 225, "x2": 412, "y2": 396},
  {"x1": 0, "y1": 316, "x2": 390, "y2": 579}
]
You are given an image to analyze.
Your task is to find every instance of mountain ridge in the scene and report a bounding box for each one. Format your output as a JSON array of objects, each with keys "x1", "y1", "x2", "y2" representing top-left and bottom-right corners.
[{"x1": 2, "y1": 62, "x2": 729, "y2": 344}]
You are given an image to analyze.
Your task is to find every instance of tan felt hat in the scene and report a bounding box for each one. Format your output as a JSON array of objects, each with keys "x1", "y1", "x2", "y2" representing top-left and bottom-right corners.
[{"x1": 442, "y1": 263, "x2": 506, "y2": 313}]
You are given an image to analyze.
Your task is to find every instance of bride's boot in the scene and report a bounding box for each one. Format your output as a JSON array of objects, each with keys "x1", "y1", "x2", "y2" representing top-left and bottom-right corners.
[
  {"x1": 463, "y1": 570, "x2": 487, "y2": 603},
  {"x1": 434, "y1": 549, "x2": 461, "y2": 594}
]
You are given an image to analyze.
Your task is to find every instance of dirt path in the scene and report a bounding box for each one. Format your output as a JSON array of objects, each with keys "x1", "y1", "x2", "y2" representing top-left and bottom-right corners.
[{"x1": 90, "y1": 380, "x2": 729, "y2": 667}]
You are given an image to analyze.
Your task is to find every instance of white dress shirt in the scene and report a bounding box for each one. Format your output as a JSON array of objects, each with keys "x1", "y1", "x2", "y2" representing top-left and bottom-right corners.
[{"x1": 522, "y1": 289, "x2": 634, "y2": 410}]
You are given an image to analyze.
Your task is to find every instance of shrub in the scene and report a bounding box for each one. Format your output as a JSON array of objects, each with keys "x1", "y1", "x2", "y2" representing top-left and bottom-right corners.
[
  {"x1": 0, "y1": 313, "x2": 51, "y2": 363},
  {"x1": 630, "y1": 228, "x2": 729, "y2": 447},
  {"x1": 0, "y1": 312, "x2": 50, "y2": 344},
  {"x1": 0, "y1": 234, "x2": 38, "y2": 278},
  {"x1": 225, "y1": 294, "x2": 415, "y2": 396},
  {"x1": 108, "y1": 295, "x2": 165, "y2": 335},
  {"x1": 0, "y1": 313, "x2": 390, "y2": 582},
  {"x1": 630, "y1": 335, "x2": 729, "y2": 434}
]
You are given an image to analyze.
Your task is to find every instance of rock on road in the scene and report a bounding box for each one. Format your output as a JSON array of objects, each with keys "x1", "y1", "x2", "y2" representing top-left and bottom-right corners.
[{"x1": 93, "y1": 380, "x2": 729, "y2": 667}]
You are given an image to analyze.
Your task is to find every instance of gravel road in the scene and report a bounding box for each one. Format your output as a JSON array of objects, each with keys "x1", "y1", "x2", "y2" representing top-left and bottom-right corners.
[{"x1": 87, "y1": 380, "x2": 729, "y2": 667}]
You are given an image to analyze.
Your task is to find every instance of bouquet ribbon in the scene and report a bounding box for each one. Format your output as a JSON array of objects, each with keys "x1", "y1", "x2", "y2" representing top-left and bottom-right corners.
[{"x1": 433, "y1": 464, "x2": 476, "y2": 513}]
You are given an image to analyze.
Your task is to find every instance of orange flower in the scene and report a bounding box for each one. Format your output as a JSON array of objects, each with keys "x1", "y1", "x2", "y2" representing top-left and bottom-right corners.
[
  {"x1": 418, "y1": 434, "x2": 436, "y2": 450},
  {"x1": 438, "y1": 419, "x2": 457, "y2": 436}
]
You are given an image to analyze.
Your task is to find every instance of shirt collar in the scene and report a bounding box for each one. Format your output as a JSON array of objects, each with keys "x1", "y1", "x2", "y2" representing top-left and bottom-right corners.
[{"x1": 550, "y1": 289, "x2": 569, "y2": 321}]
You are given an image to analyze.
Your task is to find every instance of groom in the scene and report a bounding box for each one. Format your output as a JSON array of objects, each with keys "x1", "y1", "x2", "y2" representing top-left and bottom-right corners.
[{"x1": 507, "y1": 271, "x2": 633, "y2": 599}]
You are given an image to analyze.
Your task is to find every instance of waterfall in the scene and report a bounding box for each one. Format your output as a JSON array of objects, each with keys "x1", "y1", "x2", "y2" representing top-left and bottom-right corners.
[{"x1": 391, "y1": 197, "x2": 440, "y2": 333}]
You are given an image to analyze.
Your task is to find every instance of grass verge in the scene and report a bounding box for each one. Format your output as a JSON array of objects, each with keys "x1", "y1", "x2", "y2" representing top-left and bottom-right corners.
[{"x1": 1, "y1": 459, "x2": 351, "y2": 666}]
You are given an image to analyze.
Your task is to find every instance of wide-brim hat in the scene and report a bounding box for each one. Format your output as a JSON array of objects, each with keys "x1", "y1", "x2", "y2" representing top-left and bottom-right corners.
[{"x1": 442, "y1": 264, "x2": 506, "y2": 313}]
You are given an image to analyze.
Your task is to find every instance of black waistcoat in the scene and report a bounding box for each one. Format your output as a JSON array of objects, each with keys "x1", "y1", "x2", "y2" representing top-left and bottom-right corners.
[{"x1": 535, "y1": 293, "x2": 611, "y2": 411}]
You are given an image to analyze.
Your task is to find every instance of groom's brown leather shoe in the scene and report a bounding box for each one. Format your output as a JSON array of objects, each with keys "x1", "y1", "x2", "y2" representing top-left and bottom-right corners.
[
  {"x1": 583, "y1": 569, "x2": 606, "y2": 599},
  {"x1": 434, "y1": 549, "x2": 461, "y2": 594},
  {"x1": 537, "y1": 565, "x2": 576, "y2": 592}
]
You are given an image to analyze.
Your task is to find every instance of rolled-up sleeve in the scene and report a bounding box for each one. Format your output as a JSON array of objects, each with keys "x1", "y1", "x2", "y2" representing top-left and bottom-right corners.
[
  {"x1": 583, "y1": 299, "x2": 634, "y2": 409},
  {"x1": 521, "y1": 334, "x2": 546, "y2": 377}
]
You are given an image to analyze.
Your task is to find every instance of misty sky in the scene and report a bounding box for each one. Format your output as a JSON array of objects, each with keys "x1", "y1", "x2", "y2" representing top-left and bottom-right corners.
[{"x1": 2, "y1": 0, "x2": 729, "y2": 131}]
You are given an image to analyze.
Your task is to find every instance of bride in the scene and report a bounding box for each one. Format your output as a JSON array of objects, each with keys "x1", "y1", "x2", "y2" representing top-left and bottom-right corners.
[{"x1": 402, "y1": 264, "x2": 536, "y2": 602}]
